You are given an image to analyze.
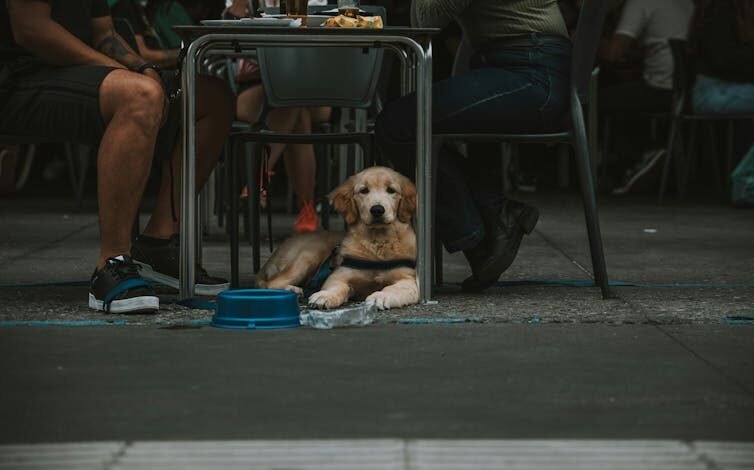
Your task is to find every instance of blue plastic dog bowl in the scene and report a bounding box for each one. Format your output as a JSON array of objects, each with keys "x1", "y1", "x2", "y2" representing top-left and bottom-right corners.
[{"x1": 211, "y1": 289, "x2": 300, "y2": 329}]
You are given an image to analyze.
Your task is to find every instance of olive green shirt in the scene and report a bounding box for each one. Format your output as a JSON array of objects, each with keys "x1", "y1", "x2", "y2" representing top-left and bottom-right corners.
[{"x1": 412, "y1": 0, "x2": 568, "y2": 48}]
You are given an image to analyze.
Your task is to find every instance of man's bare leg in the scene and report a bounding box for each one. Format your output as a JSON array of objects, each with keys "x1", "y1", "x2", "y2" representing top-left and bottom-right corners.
[{"x1": 97, "y1": 69, "x2": 166, "y2": 268}]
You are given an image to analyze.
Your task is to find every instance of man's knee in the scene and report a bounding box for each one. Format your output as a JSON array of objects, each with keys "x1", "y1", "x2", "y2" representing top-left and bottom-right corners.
[
  {"x1": 101, "y1": 72, "x2": 166, "y2": 131},
  {"x1": 127, "y1": 78, "x2": 166, "y2": 129}
]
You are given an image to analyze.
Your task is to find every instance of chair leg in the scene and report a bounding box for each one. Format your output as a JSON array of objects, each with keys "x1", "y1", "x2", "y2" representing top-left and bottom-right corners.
[
  {"x1": 658, "y1": 117, "x2": 680, "y2": 203},
  {"x1": 230, "y1": 138, "x2": 240, "y2": 288},
  {"x1": 244, "y1": 143, "x2": 256, "y2": 245},
  {"x1": 431, "y1": 136, "x2": 444, "y2": 290},
  {"x1": 571, "y1": 92, "x2": 611, "y2": 299},
  {"x1": 216, "y1": 146, "x2": 226, "y2": 229},
  {"x1": 250, "y1": 144, "x2": 262, "y2": 274},
  {"x1": 317, "y1": 143, "x2": 330, "y2": 230}
]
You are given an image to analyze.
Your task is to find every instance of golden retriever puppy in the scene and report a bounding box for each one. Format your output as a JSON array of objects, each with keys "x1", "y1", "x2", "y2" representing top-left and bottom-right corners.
[{"x1": 256, "y1": 166, "x2": 419, "y2": 310}]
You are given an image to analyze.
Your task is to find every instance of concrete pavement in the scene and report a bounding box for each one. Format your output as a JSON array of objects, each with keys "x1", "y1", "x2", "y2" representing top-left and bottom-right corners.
[{"x1": 0, "y1": 192, "x2": 753, "y2": 468}]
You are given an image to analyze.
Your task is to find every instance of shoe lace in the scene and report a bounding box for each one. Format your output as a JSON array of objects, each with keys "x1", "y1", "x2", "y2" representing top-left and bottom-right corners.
[{"x1": 106, "y1": 257, "x2": 140, "y2": 281}]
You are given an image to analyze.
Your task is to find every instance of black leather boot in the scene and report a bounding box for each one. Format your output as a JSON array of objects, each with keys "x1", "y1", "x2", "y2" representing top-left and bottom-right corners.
[{"x1": 461, "y1": 200, "x2": 539, "y2": 292}]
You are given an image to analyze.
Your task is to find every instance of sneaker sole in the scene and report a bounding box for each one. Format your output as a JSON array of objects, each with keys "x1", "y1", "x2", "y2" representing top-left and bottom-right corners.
[
  {"x1": 88, "y1": 293, "x2": 159, "y2": 314},
  {"x1": 134, "y1": 261, "x2": 230, "y2": 296}
]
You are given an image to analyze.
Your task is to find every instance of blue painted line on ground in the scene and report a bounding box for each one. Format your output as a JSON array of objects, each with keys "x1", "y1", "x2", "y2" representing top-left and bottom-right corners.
[
  {"x1": 0, "y1": 280, "x2": 90, "y2": 288},
  {"x1": 3, "y1": 279, "x2": 754, "y2": 291},
  {"x1": 1, "y1": 318, "x2": 215, "y2": 327},
  {"x1": 438, "y1": 280, "x2": 754, "y2": 289},
  {"x1": 175, "y1": 298, "x2": 217, "y2": 310},
  {"x1": 722, "y1": 315, "x2": 754, "y2": 325},
  {"x1": 0, "y1": 320, "x2": 128, "y2": 327},
  {"x1": 386, "y1": 317, "x2": 483, "y2": 325},
  {"x1": 154, "y1": 319, "x2": 212, "y2": 326}
]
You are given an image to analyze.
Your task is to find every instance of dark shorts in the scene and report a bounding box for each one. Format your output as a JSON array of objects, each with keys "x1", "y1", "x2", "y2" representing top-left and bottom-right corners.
[{"x1": 0, "y1": 63, "x2": 181, "y2": 160}]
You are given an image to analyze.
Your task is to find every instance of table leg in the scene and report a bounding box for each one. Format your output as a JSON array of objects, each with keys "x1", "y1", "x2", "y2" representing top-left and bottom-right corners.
[
  {"x1": 412, "y1": 42, "x2": 433, "y2": 304},
  {"x1": 179, "y1": 41, "x2": 200, "y2": 300}
]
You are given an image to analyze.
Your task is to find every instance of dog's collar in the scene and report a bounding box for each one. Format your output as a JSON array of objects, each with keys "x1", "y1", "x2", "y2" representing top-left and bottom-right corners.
[{"x1": 340, "y1": 256, "x2": 416, "y2": 271}]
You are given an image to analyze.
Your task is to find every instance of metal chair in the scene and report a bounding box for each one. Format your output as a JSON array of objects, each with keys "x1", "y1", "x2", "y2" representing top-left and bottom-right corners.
[
  {"x1": 660, "y1": 38, "x2": 754, "y2": 202},
  {"x1": 431, "y1": 0, "x2": 611, "y2": 299},
  {"x1": 226, "y1": 5, "x2": 388, "y2": 286}
]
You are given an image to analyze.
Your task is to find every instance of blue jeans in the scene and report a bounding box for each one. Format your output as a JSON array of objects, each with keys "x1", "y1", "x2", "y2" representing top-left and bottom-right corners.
[
  {"x1": 375, "y1": 33, "x2": 571, "y2": 252},
  {"x1": 693, "y1": 76, "x2": 754, "y2": 114}
]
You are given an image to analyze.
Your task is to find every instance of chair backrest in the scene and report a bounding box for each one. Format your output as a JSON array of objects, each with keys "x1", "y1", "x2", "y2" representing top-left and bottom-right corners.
[
  {"x1": 570, "y1": 0, "x2": 609, "y2": 102},
  {"x1": 667, "y1": 38, "x2": 691, "y2": 116},
  {"x1": 256, "y1": 5, "x2": 386, "y2": 109}
]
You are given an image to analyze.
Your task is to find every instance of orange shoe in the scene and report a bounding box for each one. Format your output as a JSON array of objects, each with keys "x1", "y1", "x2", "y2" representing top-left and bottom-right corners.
[{"x1": 293, "y1": 200, "x2": 319, "y2": 233}]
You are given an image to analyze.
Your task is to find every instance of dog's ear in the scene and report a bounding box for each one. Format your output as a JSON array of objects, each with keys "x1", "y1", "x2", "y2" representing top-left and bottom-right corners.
[
  {"x1": 330, "y1": 177, "x2": 359, "y2": 225},
  {"x1": 397, "y1": 175, "x2": 417, "y2": 223}
]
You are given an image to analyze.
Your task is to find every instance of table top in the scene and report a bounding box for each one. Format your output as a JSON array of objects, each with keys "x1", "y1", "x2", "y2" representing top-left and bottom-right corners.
[{"x1": 173, "y1": 24, "x2": 440, "y2": 41}]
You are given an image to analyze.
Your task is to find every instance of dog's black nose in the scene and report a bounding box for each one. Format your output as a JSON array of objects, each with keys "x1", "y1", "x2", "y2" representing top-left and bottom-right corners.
[{"x1": 370, "y1": 205, "x2": 385, "y2": 218}]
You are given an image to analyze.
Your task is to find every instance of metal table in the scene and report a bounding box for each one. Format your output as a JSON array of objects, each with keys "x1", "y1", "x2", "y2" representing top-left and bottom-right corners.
[{"x1": 174, "y1": 25, "x2": 437, "y2": 303}]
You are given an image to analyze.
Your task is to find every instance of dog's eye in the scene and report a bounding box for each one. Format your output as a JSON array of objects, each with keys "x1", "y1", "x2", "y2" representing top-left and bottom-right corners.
[
  {"x1": 387, "y1": 187, "x2": 396, "y2": 194},
  {"x1": 359, "y1": 187, "x2": 369, "y2": 194}
]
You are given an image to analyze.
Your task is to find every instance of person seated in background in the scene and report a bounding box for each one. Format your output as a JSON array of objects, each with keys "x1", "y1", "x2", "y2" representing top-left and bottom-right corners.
[
  {"x1": 598, "y1": 0, "x2": 695, "y2": 195},
  {"x1": 0, "y1": 0, "x2": 234, "y2": 313},
  {"x1": 689, "y1": 0, "x2": 754, "y2": 188},
  {"x1": 145, "y1": 0, "x2": 224, "y2": 49},
  {"x1": 222, "y1": 0, "x2": 331, "y2": 233},
  {"x1": 109, "y1": 0, "x2": 180, "y2": 69},
  {"x1": 689, "y1": 0, "x2": 754, "y2": 116},
  {"x1": 376, "y1": 0, "x2": 571, "y2": 293}
]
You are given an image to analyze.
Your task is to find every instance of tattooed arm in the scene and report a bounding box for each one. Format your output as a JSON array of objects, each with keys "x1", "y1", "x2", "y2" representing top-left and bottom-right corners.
[
  {"x1": 8, "y1": 0, "x2": 125, "y2": 68},
  {"x1": 91, "y1": 15, "x2": 149, "y2": 71}
]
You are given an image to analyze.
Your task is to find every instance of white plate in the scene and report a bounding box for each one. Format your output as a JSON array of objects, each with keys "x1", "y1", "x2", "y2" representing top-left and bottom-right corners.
[
  {"x1": 200, "y1": 18, "x2": 296, "y2": 27},
  {"x1": 315, "y1": 7, "x2": 370, "y2": 15},
  {"x1": 304, "y1": 15, "x2": 331, "y2": 26},
  {"x1": 258, "y1": 14, "x2": 330, "y2": 26}
]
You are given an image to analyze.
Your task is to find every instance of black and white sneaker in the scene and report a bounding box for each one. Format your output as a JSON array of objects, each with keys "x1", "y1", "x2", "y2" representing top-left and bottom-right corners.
[
  {"x1": 611, "y1": 149, "x2": 666, "y2": 195},
  {"x1": 131, "y1": 234, "x2": 230, "y2": 296},
  {"x1": 89, "y1": 255, "x2": 159, "y2": 313}
]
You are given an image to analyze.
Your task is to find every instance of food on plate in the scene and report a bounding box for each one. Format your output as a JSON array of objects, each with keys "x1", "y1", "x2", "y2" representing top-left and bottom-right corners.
[{"x1": 324, "y1": 14, "x2": 383, "y2": 28}]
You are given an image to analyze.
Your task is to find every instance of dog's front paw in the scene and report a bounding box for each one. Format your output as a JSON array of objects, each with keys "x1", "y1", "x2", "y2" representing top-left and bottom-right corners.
[
  {"x1": 365, "y1": 291, "x2": 395, "y2": 310},
  {"x1": 308, "y1": 290, "x2": 345, "y2": 309}
]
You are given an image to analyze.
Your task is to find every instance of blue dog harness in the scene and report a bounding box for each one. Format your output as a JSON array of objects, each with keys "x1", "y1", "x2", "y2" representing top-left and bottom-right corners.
[{"x1": 303, "y1": 248, "x2": 416, "y2": 296}]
